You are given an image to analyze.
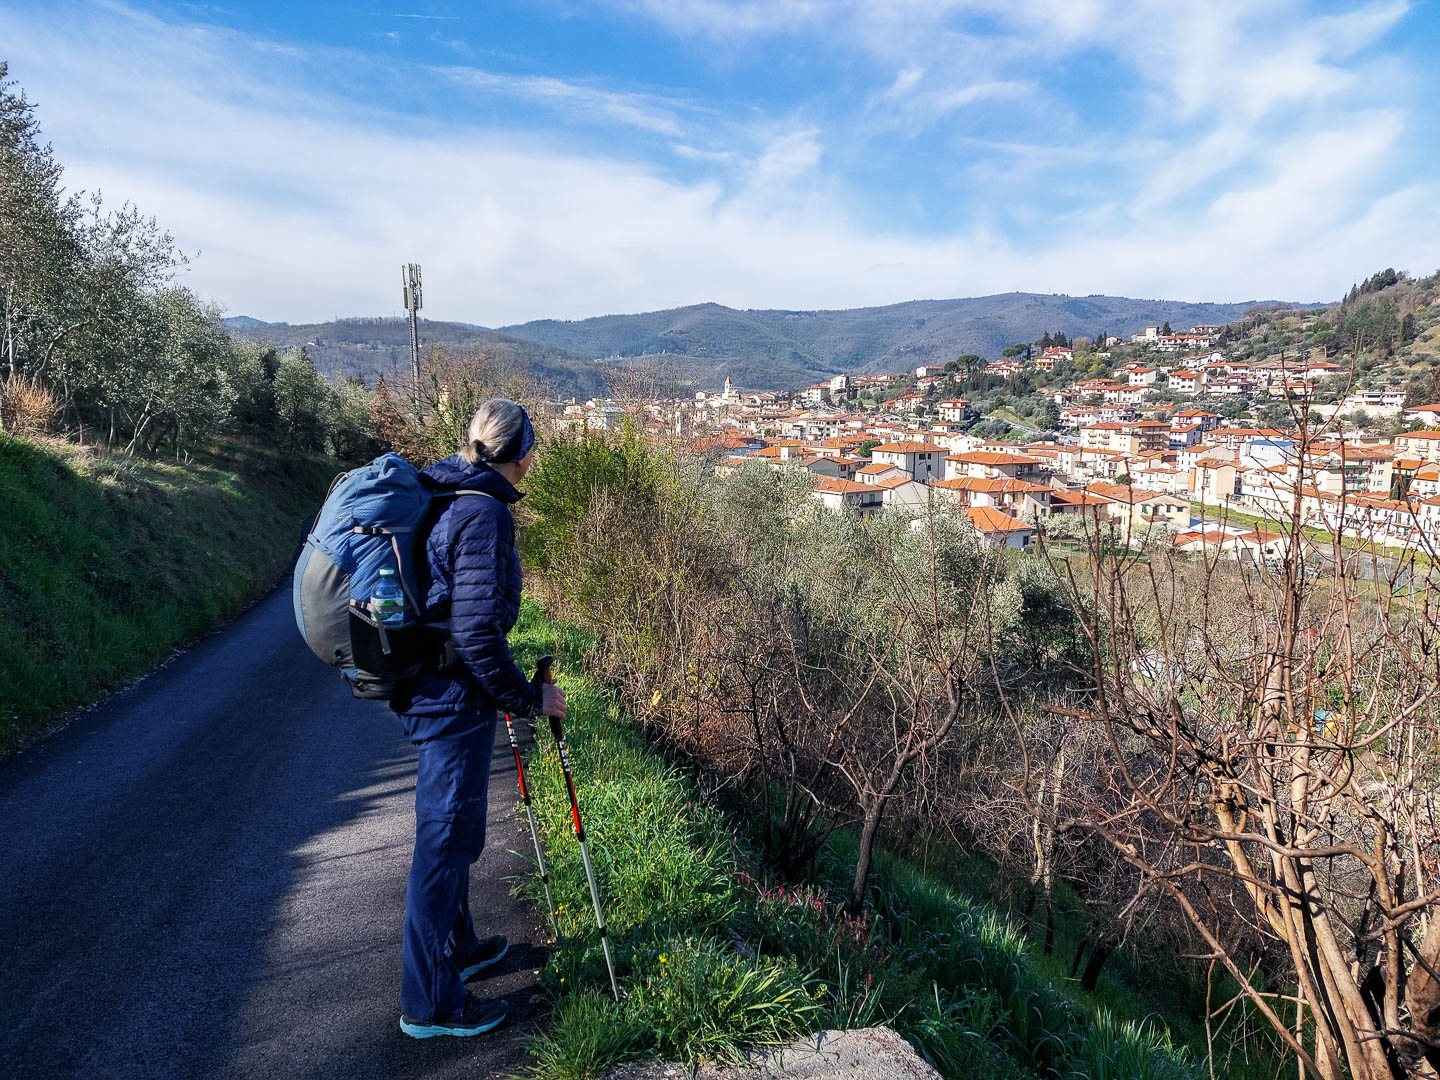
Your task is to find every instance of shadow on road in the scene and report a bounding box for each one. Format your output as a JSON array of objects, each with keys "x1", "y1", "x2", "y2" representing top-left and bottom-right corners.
[{"x1": 0, "y1": 587, "x2": 547, "y2": 1080}]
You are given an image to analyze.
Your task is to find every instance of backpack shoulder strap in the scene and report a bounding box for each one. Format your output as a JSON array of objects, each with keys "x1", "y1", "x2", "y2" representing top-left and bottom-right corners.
[{"x1": 427, "y1": 489, "x2": 500, "y2": 554}]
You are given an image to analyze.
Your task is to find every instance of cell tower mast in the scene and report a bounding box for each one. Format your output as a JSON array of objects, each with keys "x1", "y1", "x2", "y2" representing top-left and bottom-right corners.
[{"x1": 402, "y1": 263, "x2": 423, "y2": 409}]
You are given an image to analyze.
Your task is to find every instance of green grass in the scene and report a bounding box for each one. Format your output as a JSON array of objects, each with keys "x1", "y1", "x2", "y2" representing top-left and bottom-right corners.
[
  {"x1": 887, "y1": 832, "x2": 1288, "y2": 1079},
  {"x1": 986, "y1": 406, "x2": 1042, "y2": 433},
  {"x1": 0, "y1": 433, "x2": 336, "y2": 752},
  {"x1": 508, "y1": 604, "x2": 1206, "y2": 1080}
]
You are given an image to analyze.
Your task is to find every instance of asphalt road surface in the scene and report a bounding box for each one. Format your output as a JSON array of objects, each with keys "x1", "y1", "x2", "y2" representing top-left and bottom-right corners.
[{"x1": 0, "y1": 585, "x2": 549, "y2": 1079}]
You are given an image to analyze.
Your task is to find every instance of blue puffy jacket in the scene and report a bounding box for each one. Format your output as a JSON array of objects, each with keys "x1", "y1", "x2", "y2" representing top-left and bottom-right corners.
[{"x1": 391, "y1": 454, "x2": 543, "y2": 734}]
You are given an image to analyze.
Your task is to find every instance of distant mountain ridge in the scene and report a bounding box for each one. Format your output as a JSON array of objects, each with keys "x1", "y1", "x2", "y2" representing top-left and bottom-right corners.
[
  {"x1": 495, "y1": 293, "x2": 1312, "y2": 389},
  {"x1": 227, "y1": 291, "x2": 1317, "y2": 394}
]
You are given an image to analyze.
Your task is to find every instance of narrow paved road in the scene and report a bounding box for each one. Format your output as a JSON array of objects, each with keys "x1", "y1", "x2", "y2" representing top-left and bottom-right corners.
[{"x1": 0, "y1": 585, "x2": 549, "y2": 1079}]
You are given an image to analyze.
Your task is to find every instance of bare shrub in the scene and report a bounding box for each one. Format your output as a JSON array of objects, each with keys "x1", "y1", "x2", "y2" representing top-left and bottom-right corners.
[
  {"x1": 1017, "y1": 453, "x2": 1440, "y2": 1080},
  {"x1": 527, "y1": 436, "x2": 1077, "y2": 916},
  {"x1": 370, "y1": 344, "x2": 546, "y2": 465},
  {"x1": 0, "y1": 373, "x2": 59, "y2": 436}
]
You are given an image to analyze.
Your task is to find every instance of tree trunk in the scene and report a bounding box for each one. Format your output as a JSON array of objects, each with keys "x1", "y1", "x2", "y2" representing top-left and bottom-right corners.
[
  {"x1": 1071, "y1": 932, "x2": 1090, "y2": 977},
  {"x1": 1403, "y1": 920, "x2": 1440, "y2": 1075},
  {"x1": 849, "y1": 797, "x2": 885, "y2": 914},
  {"x1": 1030, "y1": 740, "x2": 1067, "y2": 956},
  {"x1": 3, "y1": 284, "x2": 15, "y2": 380},
  {"x1": 1080, "y1": 937, "x2": 1114, "y2": 991}
]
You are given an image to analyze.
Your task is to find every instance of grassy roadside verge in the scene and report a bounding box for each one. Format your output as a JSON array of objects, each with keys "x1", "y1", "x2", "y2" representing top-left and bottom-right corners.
[
  {"x1": 0, "y1": 434, "x2": 335, "y2": 754},
  {"x1": 508, "y1": 603, "x2": 1199, "y2": 1080}
]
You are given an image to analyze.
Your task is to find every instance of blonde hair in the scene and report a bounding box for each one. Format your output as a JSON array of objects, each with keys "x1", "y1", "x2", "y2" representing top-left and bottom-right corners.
[{"x1": 461, "y1": 398, "x2": 528, "y2": 464}]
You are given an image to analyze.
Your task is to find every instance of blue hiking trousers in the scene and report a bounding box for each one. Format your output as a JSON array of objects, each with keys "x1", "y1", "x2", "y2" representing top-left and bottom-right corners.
[{"x1": 397, "y1": 709, "x2": 497, "y2": 1020}]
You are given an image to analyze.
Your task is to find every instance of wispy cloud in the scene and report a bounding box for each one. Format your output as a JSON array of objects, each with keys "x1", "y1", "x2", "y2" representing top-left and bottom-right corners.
[
  {"x1": 428, "y1": 31, "x2": 470, "y2": 54},
  {"x1": 607, "y1": 0, "x2": 829, "y2": 38},
  {"x1": 442, "y1": 67, "x2": 688, "y2": 137},
  {"x1": 869, "y1": 72, "x2": 1033, "y2": 133}
]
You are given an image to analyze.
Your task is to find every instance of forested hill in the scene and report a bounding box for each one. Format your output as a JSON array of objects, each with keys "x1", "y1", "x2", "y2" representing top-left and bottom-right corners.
[
  {"x1": 221, "y1": 316, "x2": 609, "y2": 399},
  {"x1": 493, "y1": 293, "x2": 1306, "y2": 388},
  {"x1": 228, "y1": 292, "x2": 1309, "y2": 396}
]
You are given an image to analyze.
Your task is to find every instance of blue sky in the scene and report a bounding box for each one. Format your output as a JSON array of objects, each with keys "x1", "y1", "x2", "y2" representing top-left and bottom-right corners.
[{"x1": 4, "y1": 0, "x2": 1438, "y2": 323}]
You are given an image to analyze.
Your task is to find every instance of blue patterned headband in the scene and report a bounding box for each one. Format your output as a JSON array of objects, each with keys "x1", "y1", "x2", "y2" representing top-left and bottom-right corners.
[{"x1": 489, "y1": 406, "x2": 534, "y2": 464}]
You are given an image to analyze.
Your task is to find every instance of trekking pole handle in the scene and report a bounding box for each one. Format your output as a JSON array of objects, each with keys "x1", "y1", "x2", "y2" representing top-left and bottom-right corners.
[
  {"x1": 533, "y1": 654, "x2": 555, "y2": 687},
  {"x1": 532, "y1": 654, "x2": 555, "y2": 722}
]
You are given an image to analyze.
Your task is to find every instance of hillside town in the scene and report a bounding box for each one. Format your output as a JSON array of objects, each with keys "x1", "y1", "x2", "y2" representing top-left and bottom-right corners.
[{"x1": 556, "y1": 321, "x2": 1440, "y2": 557}]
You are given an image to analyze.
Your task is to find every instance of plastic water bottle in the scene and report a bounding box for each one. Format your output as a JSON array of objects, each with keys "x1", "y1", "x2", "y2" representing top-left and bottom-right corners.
[{"x1": 371, "y1": 567, "x2": 406, "y2": 627}]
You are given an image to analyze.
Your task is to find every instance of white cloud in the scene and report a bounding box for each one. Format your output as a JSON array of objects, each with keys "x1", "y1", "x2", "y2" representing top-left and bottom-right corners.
[
  {"x1": 2, "y1": 0, "x2": 1434, "y2": 328},
  {"x1": 750, "y1": 128, "x2": 824, "y2": 183}
]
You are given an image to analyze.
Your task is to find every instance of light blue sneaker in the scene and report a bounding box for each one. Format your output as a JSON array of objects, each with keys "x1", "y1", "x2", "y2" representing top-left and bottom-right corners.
[
  {"x1": 400, "y1": 993, "x2": 507, "y2": 1039},
  {"x1": 457, "y1": 934, "x2": 509, "y2": 981}
]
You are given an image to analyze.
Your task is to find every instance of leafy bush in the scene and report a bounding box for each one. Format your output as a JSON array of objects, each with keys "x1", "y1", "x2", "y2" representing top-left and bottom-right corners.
[{"x1": 1, "y1": 63, "x2": 373, "y2": 459}]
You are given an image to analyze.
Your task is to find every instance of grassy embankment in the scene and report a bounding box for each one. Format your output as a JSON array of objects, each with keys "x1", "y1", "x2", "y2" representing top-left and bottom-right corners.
[
  {"x1": 984, "y1": 405, "x2": 1043, "y2": 435},
  {"x1": 1189, "y1": 498, "x2": 1437, "y2": 574},
  {"x1": 0, "y1": 434, "x2": 335, "y2": 754},
  {"x1": 508, "y1": 604, "x2": 1211, "y2": 1080}
]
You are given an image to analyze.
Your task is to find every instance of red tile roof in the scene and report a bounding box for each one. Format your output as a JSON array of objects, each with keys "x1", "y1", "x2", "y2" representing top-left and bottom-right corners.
[
  {"x1": 932, "y1": 477, "x2": 1051, "y2": 494},
  {"x1": 1049, "y1": 490, "x2": 1110, "y2": 507},
  {"x1": 814, "y1": 477, "x2": 872, "y2": 495},
  {"x1": 1084, "y1": 482, "x2": 1170, "y2": 504},
  {"x1": 873, "y1": 441, "x2": 946, "y2": 453},
  {"x1": 946, "y1": 451, "x2": 1042, "y2": 466},
  {"x1": 965, "y1": 506, "x2": 1033, "y2": 533}
]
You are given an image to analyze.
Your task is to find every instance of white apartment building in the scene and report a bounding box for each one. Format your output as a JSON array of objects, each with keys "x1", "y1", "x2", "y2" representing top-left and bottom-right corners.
[{"x1": 871, "y1": 441, "x2": 947, "y2": 482}]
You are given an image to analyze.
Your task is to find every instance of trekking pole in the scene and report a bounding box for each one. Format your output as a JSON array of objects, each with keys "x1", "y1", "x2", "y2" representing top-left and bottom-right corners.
[
  {"x1": 504, "y1": 655, "x2": 559, "y2": 940},
  {"x1": 542, "y1": 668, "x2": 620, "y2": 1002}
]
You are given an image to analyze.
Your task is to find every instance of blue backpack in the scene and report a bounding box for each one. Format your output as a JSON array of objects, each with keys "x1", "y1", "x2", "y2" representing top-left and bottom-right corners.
[{"x1": 293, "y1": 453, "x2": 483, "y2": 699}]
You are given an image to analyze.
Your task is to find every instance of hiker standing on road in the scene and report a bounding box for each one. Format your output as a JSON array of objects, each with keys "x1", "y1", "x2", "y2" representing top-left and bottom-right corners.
[{"x1": 390, "y1": 398, "x2": 566, "y2": 1039}]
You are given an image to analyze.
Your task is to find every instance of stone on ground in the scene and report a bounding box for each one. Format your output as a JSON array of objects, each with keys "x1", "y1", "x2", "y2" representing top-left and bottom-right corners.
[{"x1": 603, "y1": 1027, "x2": 940, "y2": 1080}]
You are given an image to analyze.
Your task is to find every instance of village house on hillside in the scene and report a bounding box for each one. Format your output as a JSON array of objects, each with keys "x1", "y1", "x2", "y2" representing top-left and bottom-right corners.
[
  {"x1": 666, "y1": 334, "x2": 1440, "y2": 554},
  {"x1": 872, "y1": 441, "x2": 947, "y2": 483},
  {"x1": 965, "y1": 506, "x2": 1035, "y2": 548}
]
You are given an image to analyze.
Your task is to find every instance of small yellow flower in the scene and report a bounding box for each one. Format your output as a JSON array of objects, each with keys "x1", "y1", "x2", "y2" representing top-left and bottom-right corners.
[{"x1": 658, "y1": 955, "x2": 668, "y2": 963}]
